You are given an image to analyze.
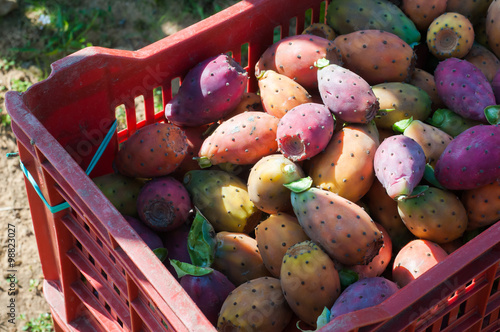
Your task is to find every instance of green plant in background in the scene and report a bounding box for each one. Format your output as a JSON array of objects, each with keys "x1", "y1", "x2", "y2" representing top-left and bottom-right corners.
[
  {"x1": 9, "y1": 78, "x2": 33, "y2": 92},
  {"x1": 19, "y1": 312, "x2": 54, "y2": 332}
]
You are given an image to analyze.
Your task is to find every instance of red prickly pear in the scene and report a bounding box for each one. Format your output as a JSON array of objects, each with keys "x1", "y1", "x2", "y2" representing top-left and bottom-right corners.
[
  {"x1": 302, "y1": 23, "x2": 336, "y2": 40},
  {"x1": 348, "y1": 223, "x2": 393, "y2": 279},
  {"x1": 247, "y1": 154, "x2": 305, "y2": 214},
  {"x1": 136, "y1": 176, "x2": 191, "y2": 232},
  {"x1": 401, "y1": 0, "x2": 447, "y2": 31},
  {"x1": 329, "y1": 277, "x2": 399, "y2": 321},
  {"x1": 397, "y1": 186, "x2": 468, "y2": 244},
  {"x1": 461, "y1": 181, "x2": 500, "y2": 230},
  {"x1": 307, "y1": 121, "x2": 380, "y2": 203},
  {"x1": 212, "y1": 232, "x2": 272, "y2": 286},
  {"x1": 255, "y1": 34, "x2": 342, "y2": 91},
  {"x1": 164, "y1": 54, "x2": 248, "y2": 127},
  {"x1": 115, "y1": 122, "x2": 188, "y2": 178},
  {"x1": 179, "y1": 268, "x2": 235, "y2": 326},
  {"x1": 464, "y1": 43, "x2": 500, "y2": 82},
  {"x1": 217, "y1": 277, "x2": 293, "y2": 332},
  {"x1": 392, "y1": 239, "x2": 448, "y2": 287},
  {"x1": 374, "y1": 135, "x2": 427, "y2": 199},
  {"x1": 316, "y1": 60, "x2": 379, "y2": 124},
  {"x1": 434, "y1": 57, "x2": 497, "y2": 123},
  {"x1": 289, "y1": 184, "x2": 384, "y2": 266},
  {"x1": 333, "y1": 30, "x2": 417, "y2": 85},
  {"x1": 426, "y1": 12, "x2": 474, "y2": 60},
  {"x1": 198, "y1": 111, "x2": 279, "y2": 168},
  {"x1": 277, "y1": 103, "x2": 335, "y2": 162},
  {"x1": 255, "y1": 213, "x2": 310, "y2": 278},
  {"x1": 258, "y1": 70, "x2": 313, "y2": 118},
  {"x1": 280, "y1": 240, "x2": 341, "y2": 327},
  {"x1": 434, "y1": 124, "x2": 500, "y2": 190}
]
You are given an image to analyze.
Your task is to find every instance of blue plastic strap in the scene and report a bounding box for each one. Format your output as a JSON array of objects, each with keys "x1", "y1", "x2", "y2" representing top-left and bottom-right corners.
[{"x1": 17, "y1": 119, "x2": 118, "y2": 214}]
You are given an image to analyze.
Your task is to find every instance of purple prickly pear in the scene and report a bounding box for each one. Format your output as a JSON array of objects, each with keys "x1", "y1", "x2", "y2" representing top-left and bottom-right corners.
[
  {"x1": 374, "y1": 135, "x2": 426, "y2": 199},
  {"x1": 329, "y1": 277, "x2": 399, "y2": 321},
  {"x1": 434, "y1": 124, "x2": 500, "y2": 190},
  {"x1": 123, "y1": 215, "x2": 164, "y2": 251},
  {"x1": 165, "y1": 54, "x2": 248, "y2": 127},
  {"x1": 217, "y1": 277, "x2": 293, "y2": 331},
  {"x1": 136, "y1": 176, "x2": 192, "y2": 232},
  {"x1": 178, "y1": 268, "x2": 235, "y2": 326},
  {"x1": 115, "y1": 122, "x2": 188, "y2": 178},
  {"x1": 276, "y1": 103, "x2": 335, "y2": 162},
  {"x1": 493, "y1": 69, "x2": 500, "y2": 103},
  {"x1": 161, "y1": 220, "x2": 192, "y2": 280},
  {"x1": 434, "y1": 57, "x2": 497, "y2": 123},
  {"x1": 316, "y1": 60, "x2": 379, "y2": 124}
]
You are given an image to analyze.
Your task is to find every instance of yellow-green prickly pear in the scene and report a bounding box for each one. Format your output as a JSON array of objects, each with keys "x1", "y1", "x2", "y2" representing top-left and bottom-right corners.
[{"x1": 183, "y1": 169, "x2": 262, "y2": 233}]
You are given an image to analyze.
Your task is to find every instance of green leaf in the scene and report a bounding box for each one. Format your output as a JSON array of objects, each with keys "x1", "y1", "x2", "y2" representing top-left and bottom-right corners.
[
  {"x1": 339, "y1": 269, "x2": 358, "y2": 291},
  {"x1": 314, "y1": 58, "x2": 330, "y2": 69},
  {"x1": 169, "y1": 259, "x2": 213, "y2": 279},
  {"x1": 484, "y1": 105, "x2": 500, "y2": 125},
  {"x1": 196, "y1": 156, "x2": 212, "y2": 168},
  {"x1": 152, "y1": 248, "x2": 168, "y2": 262},
  {"x1": 296, "y1": 307, "x2": 331, "y2": 332},
  {"x1": 392, "y1": 117, "x2": 413, "y2": 133},
  {"x1": 187, "y1": 209, "x2": 216, "y2": 267},
  {"x1": 423, "y1": 164, "x2": 446, "y2": 190},
  {"x1": 283, "y1": 176, "x2": 313, "y2": 193},
  {"x1": 398, "y1": 185, "x2": 430, "y2": 201}
]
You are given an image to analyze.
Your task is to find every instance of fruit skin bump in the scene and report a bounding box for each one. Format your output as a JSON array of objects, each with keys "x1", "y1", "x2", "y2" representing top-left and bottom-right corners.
[
  {"x1": 164, "y1": 54, "x2": 248, "y2": 127},
  {"x1": 290, "y1": 186, "x2": 384, "y2": 266},
  {"x1": 434, "y1": 124, "x2": 500, "y2": 190},
  {"x1": 217, "y1": 277, "x2": 293, "y2": 332},
  {"x1": 280, "y1": 240, "x2": 341, "y2": 327},
  {"x1": 426, "y1": 12, "x2": 475, "y2": 60}
]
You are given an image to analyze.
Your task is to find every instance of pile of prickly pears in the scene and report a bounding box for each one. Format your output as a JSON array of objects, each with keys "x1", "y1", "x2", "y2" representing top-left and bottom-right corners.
[{"x1": 92, "y1": 0, "x2": 500, "y2": 330}]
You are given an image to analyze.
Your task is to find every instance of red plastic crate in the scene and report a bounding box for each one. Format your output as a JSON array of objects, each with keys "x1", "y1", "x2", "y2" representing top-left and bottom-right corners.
[{"x1": 4, "y1": 0, "x2": 500, "y2": 331}]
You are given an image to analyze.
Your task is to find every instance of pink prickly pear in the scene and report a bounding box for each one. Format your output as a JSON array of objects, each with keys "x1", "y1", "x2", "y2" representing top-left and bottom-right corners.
[
  {"x1": 316, "y1": 59, "x2": 379, "y2": 124},
  {"x1": 276, "y1": 102, "x2": 335, "y2": 162},
  {"x1": 197, "y1": 111, "x2": 279, "y2": 168},
  {"x1": 434, "y1": 57, "x2": 497, "y2": 123},
  {"x1": 165, "y1": 54, "x2": 248, "y2": 127},
  {"x1": 115, "y1": 122, "x2": 188, "y2": 178},
  {"x1": 329, "y1": 277, "x2": 399, "y2": 321},
  {"x1": 434, "y1": 124, "x2": 500, "y2": 190},
  {"x1": 374, "y1": 135, "x2": 427, "y2": 199},
  {"x1": 136, "y1": 176, "x2": 192, "y2": 232}
]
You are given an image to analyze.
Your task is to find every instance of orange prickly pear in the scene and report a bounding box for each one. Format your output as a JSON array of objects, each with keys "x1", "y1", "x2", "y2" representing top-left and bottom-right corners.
[
  {"x1": 197, "y1": 111, "x2": 279, "y2": 168},
  {"x1": 221, "y1": 92, "x2": 264, "y2": 121},
  {"x1": 362, "y1": 178, "x2": 415, "y2": 252},
  {"x1": 258, "y1": 70, "x2": 312, "y2": 118},
  {"x1": 212, "y1": 232, "x2": 272, "y2": 286},
  {"x1": 464, "y1": 43, "x2": 500, "y2": 82},
  {"x1": 397, "y1": 186, "x2": 468, "y2": 244},
  {"x1": 446, "y1": 0, "x2": 493, "y2": 25},
  {"x1": 307, "y1": 121, "x2": 380, "y2": 203},
  {"x1": 289, "y1": 180, "x2": 384, "y2": 266},
  {"x1": 392, "y1": 239, "x2": 448, "y2": 287},
  {"x1": 255, "y1": 213, "x2": 310, "y2": 278},
  {"x1": 302, "y1": 23, "x2": 336, "y2": 40},
  {"x1": 333, "y1": 30, "x2": 416, "y2": 85},
  {"x1": 280, "y1": 240, "x2": 341, "y2": 327},
  {"x1": 401, "y1": 0, "x2": 447, "y2": 31},
  {"x1": 247, "y1": 154, "x2": 305, "y2": 214},
  {"x1": 393, "y1": 117, "x2": 453, "y2": 168},
  {"x1": 426, "y1": 12, "x2": 475, "y2": 60},
  {"x1": 217, "y1": 277, "x2": 293, "y2": 332},
  {"x1": 461, "y1": 181, "x2": 500, "y2": 230},
  {"x1": 373, "y1": 82, "x2": 432, "y2": 130},
  {"x1": 255, "y1": 34, "x2": 342, "y2": 91},
  {"x1": 408, "y1": 68, "x2": 446, "y2": 111}
]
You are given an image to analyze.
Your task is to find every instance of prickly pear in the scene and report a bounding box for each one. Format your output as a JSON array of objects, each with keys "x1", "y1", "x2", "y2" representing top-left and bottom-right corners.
[
  {"x1": 461, "y1": 180, "x2": 500, "y2": 230},
  {"x1": 93, "y1": 173, "x2": 145, "y2": 217}
]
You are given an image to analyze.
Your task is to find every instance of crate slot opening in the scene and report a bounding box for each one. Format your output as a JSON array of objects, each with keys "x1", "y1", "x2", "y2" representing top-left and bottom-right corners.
[
  {"x1": 101, "y1": 269, "x2": 108, "y2": 280},
  {"x1": 491, "y1": 277, "x2": 499, "y2": 296},
  {"x1": 84, "y1": 222, "x2": 90, "y2": 233},
  {"x1": 116, "y1": 104, "x2": 127, "y2": 132},
  {"x1": 96, "y1": 237, "x2": 103, "y2": 248},
  {"x1": 134, "y1": 95, "x2": 146, "y2": 125},
  {"x1": 171, "y1": 77, "x2": 180, "y2": 98},
  {"x1": 154, "y1": 86, "x2": 163, "y2": 114},
  {"x1": 482, "y1": 313, "x2": 491, "y2": 328},
  {"x1": 104, "y1": 302, "x2": 111, "y2": 313},
  {"x1": 161, "y1": 319, "x2": 169, "y2": 330},
  {"x1": 76, "y1": 239, "x2": 83, "y2": 251},
  {"x1": 88, "y1": 253, "x2": 95, "y2": 266},
  {"x1": 113, "y1": 283, "x2": 120, "y2": 296},
  {"x1": 456, "y1": 300, "x2": 467, "y2": 319},
  {"x1": 240, "y1": 43, "x2": 249, "y2": 69},
  {"x1": 80, "y1": 273, "x2": 87, "y2": 284},
  {"x1": 273, "y1": 25, "x2": 282, "y2": 43},
  {"x1": 289, "y1": 16, "x2": 298, "y2": 36},
  {"x1": 117, "y1": 317, "x2": 123, "y2": 328},
  {"x1": 109, "y1": 252, "x2": 116, "y2": 263},
  {"x1": 92, "y1": 287, "x2": 99, "y2": 299},
  {"x1": 440, "y1": 312, "x2": 450, "y2": 329}
]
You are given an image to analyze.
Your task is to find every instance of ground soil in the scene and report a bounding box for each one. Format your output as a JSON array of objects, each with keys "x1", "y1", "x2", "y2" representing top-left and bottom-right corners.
[{"x1": 0, "y1": 1, "x2": 236, "y2": 330}]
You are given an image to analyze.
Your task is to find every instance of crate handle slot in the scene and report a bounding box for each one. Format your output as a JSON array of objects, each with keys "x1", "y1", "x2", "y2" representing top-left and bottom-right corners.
[{"x1": 16, "y1": 119, "x2": 118, "y2": 214}]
